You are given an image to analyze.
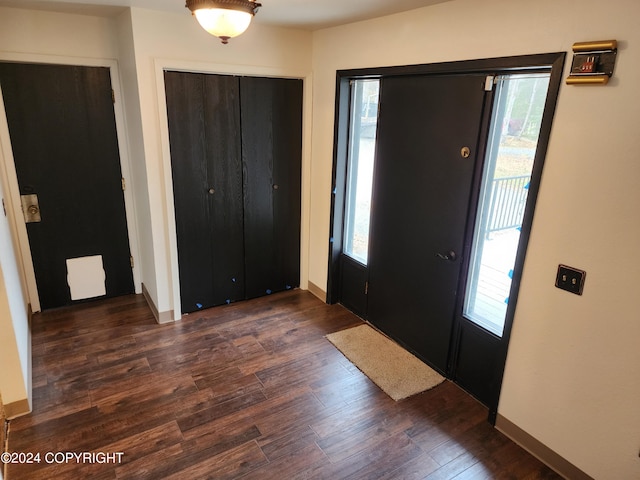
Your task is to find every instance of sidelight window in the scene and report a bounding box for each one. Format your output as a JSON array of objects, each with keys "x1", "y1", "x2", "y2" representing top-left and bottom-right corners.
[
  {"x1": 343, "y1": 79, "x2": 380, "y2": 265},
  {"x1": 463, "y1": 73, "x2": 551, "y2": 336}
]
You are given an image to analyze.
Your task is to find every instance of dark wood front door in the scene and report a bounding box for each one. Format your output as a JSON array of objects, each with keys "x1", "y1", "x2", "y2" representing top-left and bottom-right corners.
[
  {"x1": 367, "y1": 74, "x2": 488, "y2": 373},
  {"x1": 0, "y1": 62, "x2": 134, "y2": 310}
]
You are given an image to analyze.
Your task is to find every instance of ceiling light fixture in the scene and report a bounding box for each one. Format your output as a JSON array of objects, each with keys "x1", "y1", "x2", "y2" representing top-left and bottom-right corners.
[{"x1": 185, "y1": 0, "x2": 262, "y2": 45}]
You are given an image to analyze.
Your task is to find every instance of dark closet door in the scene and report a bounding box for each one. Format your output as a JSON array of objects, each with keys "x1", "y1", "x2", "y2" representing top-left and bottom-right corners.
[
  {"x1": 240, "y1": 76, "x2": 302, "y2": 299},
  {"x1": 165, "y1": 71, "x2": 245, "y2": 311},
  {"x1": 367, "y1": 74, "x2": 487, "y2": 373},
  {"x1": 0, "y1": 62, "x2": 134, "y2": 309},
  {"x1": 165, "y1": 71, "x2": 302, "y2": 313}
]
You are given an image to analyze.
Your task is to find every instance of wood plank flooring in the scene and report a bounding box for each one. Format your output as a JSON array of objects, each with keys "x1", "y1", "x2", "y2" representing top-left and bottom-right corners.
[{"x1": 5, "y1": 290, "x2": 560, "y2": 479}]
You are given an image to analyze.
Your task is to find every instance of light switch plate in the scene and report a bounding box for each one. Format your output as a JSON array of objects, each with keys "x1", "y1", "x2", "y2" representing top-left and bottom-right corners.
[{"x1": 555, "y1": 264, "x2": 586, "y2": 295}]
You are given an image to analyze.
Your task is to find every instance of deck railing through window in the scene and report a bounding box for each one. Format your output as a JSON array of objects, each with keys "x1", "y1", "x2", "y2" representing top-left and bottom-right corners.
[{"x1": 486, "y1": 175, "x2": 530, "y2": 238}]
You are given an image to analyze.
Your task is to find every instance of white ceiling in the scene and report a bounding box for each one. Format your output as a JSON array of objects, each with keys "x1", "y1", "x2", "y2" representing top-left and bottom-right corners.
[{"x1": 0, "y1": 0, "x2": 451, "y2": 30}]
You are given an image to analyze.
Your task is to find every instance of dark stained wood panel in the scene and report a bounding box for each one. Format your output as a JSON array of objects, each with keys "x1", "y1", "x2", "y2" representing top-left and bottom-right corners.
[
  {"x1": 240, "y1": 76, "x2": 303, "y2": 299},
  {"x1": 203, "y1": 73, "x2": 246, "y2": 306},
  {"x1": 6, "y1": 291, "x2": 560, "y2": 479},
  {"x1": 339, "y1": 254, "x2": 368, "y2": 317},
  {"x1": 453, "y1": 319, "x2": 502, "y2": 406},
  {"x1": 165, "y1": 71, "x2": 245, "y2": 311}
]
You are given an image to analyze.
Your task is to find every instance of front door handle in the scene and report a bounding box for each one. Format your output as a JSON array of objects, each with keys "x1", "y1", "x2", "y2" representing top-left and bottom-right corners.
[{"x1": 436, "y1": 250, "x2": 457, "y2": 262}]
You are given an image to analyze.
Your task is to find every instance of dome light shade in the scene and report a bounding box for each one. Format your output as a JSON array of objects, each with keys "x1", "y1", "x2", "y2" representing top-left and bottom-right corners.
[
  {"x1": 194, "y1": 9, "x2": 252, "y2": 41},
  {"x1": 186, "y1": 0, "x2": 261, "y2": 44}
]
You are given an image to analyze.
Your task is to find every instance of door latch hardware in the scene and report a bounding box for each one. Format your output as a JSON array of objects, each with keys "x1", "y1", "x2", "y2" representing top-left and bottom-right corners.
[
  {"x1": 436, "y1": 250, "x2": 457, "y2": 262},
  {"x1": 21, "y1": 194, "x2": 41, "y2": 223},
  {"x1": 460, "y1": 147, "x2": 470, "y2": 158}
]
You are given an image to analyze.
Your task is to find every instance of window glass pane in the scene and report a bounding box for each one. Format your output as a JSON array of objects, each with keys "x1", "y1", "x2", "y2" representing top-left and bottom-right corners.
[
  {"x1": 343, "y1": 79, "x2": 379, "y2": 264},
  {"x1": 463, "y1": 73, "x2": 550, "y2": 336}
]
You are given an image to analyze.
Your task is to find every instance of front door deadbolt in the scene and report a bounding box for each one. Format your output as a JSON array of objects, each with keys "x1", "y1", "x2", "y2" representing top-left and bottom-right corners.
[{"x1": 460, "y1": 147, "x2": 471, "y2": 158}]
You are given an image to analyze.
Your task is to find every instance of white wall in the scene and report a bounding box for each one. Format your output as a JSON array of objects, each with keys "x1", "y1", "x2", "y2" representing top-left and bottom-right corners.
[
  {"x1": 0, "y1": 134, "x2": 30, "y2": 413},
  {"x1": 0, "y1": 6, "x2": 120, "y2": 59},
  {"x1": 309, "y1": 0, "x2": 640, "y2": 478},
  {"x1": 113, "y1": 9, "x2": 158, "y2": 309}
]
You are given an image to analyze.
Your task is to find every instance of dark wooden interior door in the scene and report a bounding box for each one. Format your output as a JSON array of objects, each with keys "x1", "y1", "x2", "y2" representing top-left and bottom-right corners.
[
  {"x1": 0, "y1": 62, "x2": 134, "y2": 310},
  {"x1": 240, "y1": 76, "x2": 302, "y2": 299},
  {"x1": 367, "y1": 74, "x2": 488, "y2": 373},
  {"x1": 165, "y1": 71, "x2": 302, "y2": 313},
  {"x1": 165, "y1": 71, "x2": 245, "y2": 311}
]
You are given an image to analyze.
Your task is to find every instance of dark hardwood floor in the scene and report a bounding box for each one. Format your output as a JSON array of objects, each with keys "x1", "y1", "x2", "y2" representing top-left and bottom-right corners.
[{"x1": 5, "y1": 290, "x2": 560, "y2": 479}]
